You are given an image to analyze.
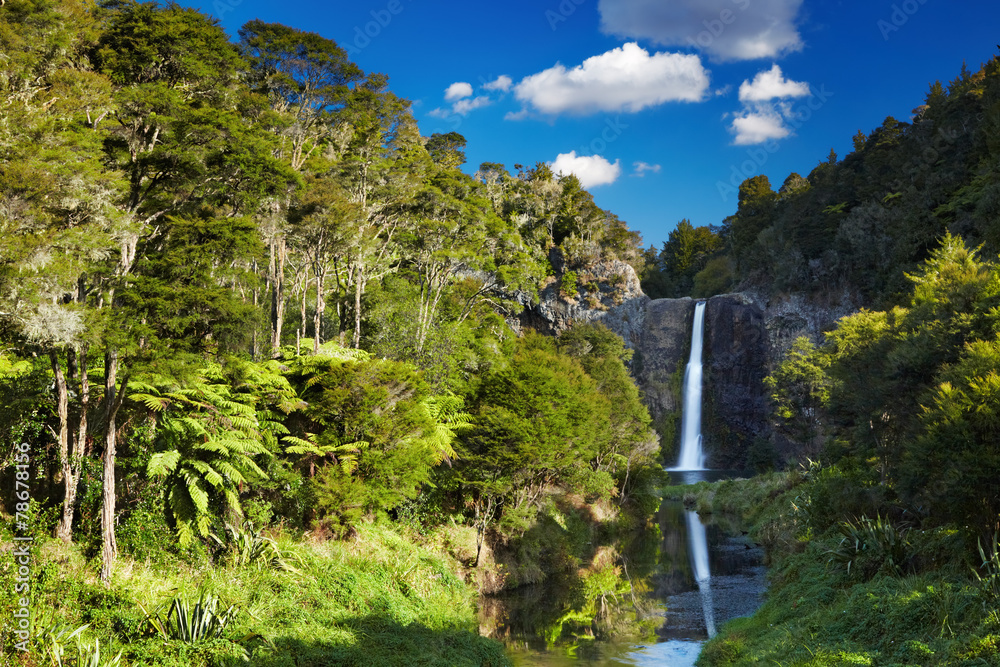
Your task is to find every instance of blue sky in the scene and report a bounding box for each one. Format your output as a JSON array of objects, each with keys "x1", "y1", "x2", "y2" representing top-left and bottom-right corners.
[{"x1": 201, "y1": 0, "x2": 1000, "y2": 249}]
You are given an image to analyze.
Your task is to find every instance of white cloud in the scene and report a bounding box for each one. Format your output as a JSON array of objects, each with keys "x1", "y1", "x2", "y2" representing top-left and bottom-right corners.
[
  {"x1": 632, "y1": 161, "x2": 662, "y2": 176},
  {"x1": 427, "y1": 107, "x2": 450, "y2": 119},
  {"x1": 444, "y1": 82, "x2": 473, "y2": 101},
  {"x1": 452, "y1": 96, "x2": 492, "y2": 115},
  {"x1": 730, "y1": 109, "x2": 790, "y2": 145},
  {"x1": 513, "y1": 43, "x2": 710, "y2": 116},
  {"x1": 504, "y1": 108, "x2": 530, "y2": 121},
  {"x1": 551, "y1": 151, "x2": 622, "y2": 188},
  {"x1": 598, "y1": 0, "x2": 804, "y2": 62},
  {"x1": 484, "y1": 75, "x2": 513, "y2": 92},
  {"x1": 738, "y1": 64, "x2": 809, "y2": 102},
  {"x1": 729, "y1": 65, "x2": 811, "y2": 145}
]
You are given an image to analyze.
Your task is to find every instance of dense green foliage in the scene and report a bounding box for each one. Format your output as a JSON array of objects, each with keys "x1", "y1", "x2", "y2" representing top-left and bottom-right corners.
[
  {"x1": 0, "y1": 1, "x2": 660, "y2": 663},
  {"x1": 769, "y1": 235, "x2": 1000, "y2": 543},
  {"x1": 640, "y1": 219, "x2": 728, "y2": 299},
  {"x1": 716, "y1": 233, "x2": 1000, "y2": 665}
]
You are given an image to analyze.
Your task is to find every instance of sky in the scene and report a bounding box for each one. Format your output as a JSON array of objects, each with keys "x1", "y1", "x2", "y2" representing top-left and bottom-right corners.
[{"x1": 196, "y1": 0, "x2": 1000, "y2": 249}]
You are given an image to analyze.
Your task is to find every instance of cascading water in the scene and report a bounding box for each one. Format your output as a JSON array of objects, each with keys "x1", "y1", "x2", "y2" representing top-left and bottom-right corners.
[
  {"x1": 685, "y1": 510, "x2": 716, "y2": 638},
  {"x1": 673, "y1": 301, "x2": 707, "y2": 471}
]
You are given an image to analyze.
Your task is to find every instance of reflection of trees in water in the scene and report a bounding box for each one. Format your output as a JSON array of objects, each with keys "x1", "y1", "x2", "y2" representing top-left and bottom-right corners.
[{"x1": 484, "y1": 498, "x2": 768, "y2": 660}]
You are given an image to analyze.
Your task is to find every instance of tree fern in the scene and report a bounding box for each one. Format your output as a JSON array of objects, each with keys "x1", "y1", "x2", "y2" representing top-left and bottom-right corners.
[{"x1": 136, "y1": 363, "x2": 288, "y2": 547}]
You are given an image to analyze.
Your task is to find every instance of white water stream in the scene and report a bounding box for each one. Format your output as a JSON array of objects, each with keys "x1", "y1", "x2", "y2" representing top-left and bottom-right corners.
[
  {"x1": 673, "y1": 301, "x2": 707, "y2": 471},
  {"x1": 685, "y1": 509, "x2": 716, "y2": 638}
]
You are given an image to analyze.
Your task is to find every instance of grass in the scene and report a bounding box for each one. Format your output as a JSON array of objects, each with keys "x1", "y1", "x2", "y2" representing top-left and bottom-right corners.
[
  {"x1": 0, "y1": 524, "x2": 509, "y2": 666},
  {"x1": 671, "y1": 472, "x2": 1000, "y2": 667}
]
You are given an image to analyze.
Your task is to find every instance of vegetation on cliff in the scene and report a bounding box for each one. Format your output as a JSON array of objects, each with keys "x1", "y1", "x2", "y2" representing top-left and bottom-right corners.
[{"x1": 642, "y1": 51, "x2": 1000, "y2": 306}]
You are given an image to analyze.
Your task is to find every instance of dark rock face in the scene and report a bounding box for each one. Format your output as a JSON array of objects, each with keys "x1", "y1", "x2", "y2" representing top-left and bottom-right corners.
[
  {"x1": 703, "y1": 296, "x2": 770, "y2": 469},
  {"x1": 633, "y1": 298, "x2": 696, "y2": 458}
]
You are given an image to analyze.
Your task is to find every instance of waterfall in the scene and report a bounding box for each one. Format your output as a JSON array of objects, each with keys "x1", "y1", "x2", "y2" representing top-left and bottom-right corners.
[
  {"x1": 674, "y1": 301, "x2": 707, "y2": 470},
  {"x1": 685, "y1": 510, "x2": 717, "y2": 638}
]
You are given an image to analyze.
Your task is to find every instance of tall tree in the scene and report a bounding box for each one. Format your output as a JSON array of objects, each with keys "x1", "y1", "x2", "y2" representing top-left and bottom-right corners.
[{"x1": 238, "y1": 20, "x2": 364, "y2": 354}]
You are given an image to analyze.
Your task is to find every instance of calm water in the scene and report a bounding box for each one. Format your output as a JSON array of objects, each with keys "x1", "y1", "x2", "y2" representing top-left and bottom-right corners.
[{"x1": 489, "y1": 473, "x2": 767, "y2": 666}]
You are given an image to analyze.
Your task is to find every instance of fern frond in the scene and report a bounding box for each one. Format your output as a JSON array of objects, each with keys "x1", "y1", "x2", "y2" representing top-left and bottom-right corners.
[{"x1": 148, "y1": 450, "x2": 182, "y2": 478}]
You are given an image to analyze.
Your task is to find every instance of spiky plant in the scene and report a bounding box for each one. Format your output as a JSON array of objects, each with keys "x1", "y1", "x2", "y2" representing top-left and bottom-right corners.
[
  {"x1": 973, "y1": 531, "x2": 1000, "y2": 603},
  {"x1": 144, "y1": 589, "x2": 238, "y2": 643},
  {"x1": 211, "y1": 522, "x2": 303, "y2": 573}
]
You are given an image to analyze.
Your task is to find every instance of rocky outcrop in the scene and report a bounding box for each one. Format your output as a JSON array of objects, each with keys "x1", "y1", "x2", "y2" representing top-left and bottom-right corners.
[
  {"x1": 740, "y1": 288, "x2": 861, "y2": 359},
  {"x1": 633, "y1": 298, "x2": 696, "y2": 432},
  {"x1": 516, "y1": 249, "x2": 649, "y2": 348}
]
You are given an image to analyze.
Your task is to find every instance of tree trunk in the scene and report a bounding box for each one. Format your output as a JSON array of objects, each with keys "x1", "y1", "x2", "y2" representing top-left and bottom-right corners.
[
  {"x1": 51, "y1": 351, "x2": 75, "y2": 543},
  {"x1": 352, "y1": 270, "x2": 363, "y2": 349},
  {"x1": 298, "y1": 273, "x2": 308, "y2": 357},
  {"x1": 100, "y1": 349, "x2": 123, "y2": 585},
  {"x1": 75, "y1": 346, "x2": 90, "y2": 463},
  {"x1": 270, "y1": 235, "x2": 287, "y2": 357},
  {"x1": 313, "y1": 271, "x2": 325, "y2": 354}
]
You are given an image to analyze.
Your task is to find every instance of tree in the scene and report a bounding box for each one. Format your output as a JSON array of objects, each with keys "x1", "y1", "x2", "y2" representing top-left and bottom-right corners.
[
  {"x1": 425, "y1": 132, "x2": 467, "y2": 169},
  {"x1": 282, "y1": 349, "x2": 454, "y2": 535},
  {"x1": 334, "y1": 77, "x2": 427, "y2": 348},
  {"x1": 238, "y1": 19, "x2": 362, "y2": 355},
  {"x1": 557, "y1": 324, "x2": 659, "y2": 505},
  {"x1": 727, "y1": 175, "x2": 777, "y2": 269},
  {"x1": 238, "y1": 19, "x2": 364, "y2": 171},
  {"x1": 455, "y1": 334, "x2": 615, "y2": 559}
]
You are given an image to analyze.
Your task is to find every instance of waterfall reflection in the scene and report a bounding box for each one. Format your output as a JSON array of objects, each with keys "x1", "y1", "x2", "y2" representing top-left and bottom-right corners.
[{"x1": 685, "y1": 510, "x2": 716, "y2": 638}]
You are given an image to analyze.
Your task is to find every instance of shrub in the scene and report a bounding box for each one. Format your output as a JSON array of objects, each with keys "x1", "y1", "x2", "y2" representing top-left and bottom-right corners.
[
  {"x1": 559, "y1": 271, "x2": 578, "y2": 297},
  {"x1": 143, "y1": 589, "x2": 239, "y2": 644},
  {"x1": 828, "y1": 515, "x2": 910, "y2": 578}
]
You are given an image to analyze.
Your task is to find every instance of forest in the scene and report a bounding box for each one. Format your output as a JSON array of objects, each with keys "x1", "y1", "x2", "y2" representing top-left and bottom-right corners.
[
  {"x1": 0, "y1": 0, "x2": 662, "y2": 664},
  {"x1": 3, "y1": 0, "x2": 1000, "y2": 664}
]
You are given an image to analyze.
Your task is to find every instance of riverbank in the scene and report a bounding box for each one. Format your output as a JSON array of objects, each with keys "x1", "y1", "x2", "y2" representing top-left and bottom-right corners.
[
  {"x1": 669, "y1": 472, "x2": 1000, "y2": 666},
  {"x1": 0, "y1": 524, "x2": 509, "y2": 666}
]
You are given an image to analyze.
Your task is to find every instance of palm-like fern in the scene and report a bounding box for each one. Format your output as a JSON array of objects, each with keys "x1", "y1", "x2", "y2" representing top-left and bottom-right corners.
[
  {"x1": 135, "y1": 363, "x2": 281, "y2": 546},
  {"x1": 418, "y1": 394, "x2": 472, "y2": 465},
  {"x1": 283, "y1": 432, "x2": 368, "y2": 475}
]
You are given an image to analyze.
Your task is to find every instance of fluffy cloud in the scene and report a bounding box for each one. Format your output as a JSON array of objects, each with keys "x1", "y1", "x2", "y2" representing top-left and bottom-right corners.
[
  {"x1": 632, "y1": 161, "x2": 662, "y2": 177},
  {"x1": 729, "y1": 64, "x2": 810, "y2": 145},
  {"x1": 738, "y1": 64, "x2": 809, "y2": 102},
  {"x1": 513, "y1": 43, "x2": 710, "y2": 116},
  {"x1": 730, "y1": 108, "x2": 790, "y2": 145},
  {"x1": 452, "y1": 96, "x2": 491, "y2": 115},
  {"x1": 598, "y1": 0, "x2": 804, "y2": 62},
  {"x1": 550, "y1": 152, "x2": 622, "y2": 188},
  {"x1": 444, "y1": 82, "x2": 473, "y2": 101},
  {"x1": 484, "y1": 75, "x2": 513, "y2": 92}
]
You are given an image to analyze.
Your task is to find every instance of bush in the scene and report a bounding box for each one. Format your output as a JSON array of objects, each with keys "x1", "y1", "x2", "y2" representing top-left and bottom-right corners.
[
  {"x1": 827, "y1": 515, "x2": 911, "y2": 579},
  {"x1": 559, "y1": 271, "x2": 578, "y2": 297}
]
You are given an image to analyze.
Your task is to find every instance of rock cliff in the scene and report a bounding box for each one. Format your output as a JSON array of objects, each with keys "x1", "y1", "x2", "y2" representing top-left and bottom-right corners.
[
  {"x1": 516, "y1": 255, "x2": 855, "y2": 469},
  {"x1": 515, "y1": 248, "x2": 649, "y2": 348},
  {"x1": 633, "y1": 298, "x2": 696, "y2": 443},
  {"x1": 702, "y1": 295, "x2": 770, "y2": 469}
]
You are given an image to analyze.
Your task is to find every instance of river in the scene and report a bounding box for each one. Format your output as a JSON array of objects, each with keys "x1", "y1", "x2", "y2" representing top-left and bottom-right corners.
[{"x1": 487, "y1": 471, "x2": 767, "y2": 666}]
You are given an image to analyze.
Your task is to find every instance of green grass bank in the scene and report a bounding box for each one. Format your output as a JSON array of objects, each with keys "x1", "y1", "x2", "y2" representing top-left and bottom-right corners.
[
  {"x1": 0, "y1": 523, "x2": 509, "y2": 666},
  {"x1": 665, "y1": 472, "x2": 1000, "y2": 667}
]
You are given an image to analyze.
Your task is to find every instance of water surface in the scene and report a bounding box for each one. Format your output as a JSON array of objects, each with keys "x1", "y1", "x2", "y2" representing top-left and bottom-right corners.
[{"x1": 491, "y1": 492, "x2": 766, "y2": 666}]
